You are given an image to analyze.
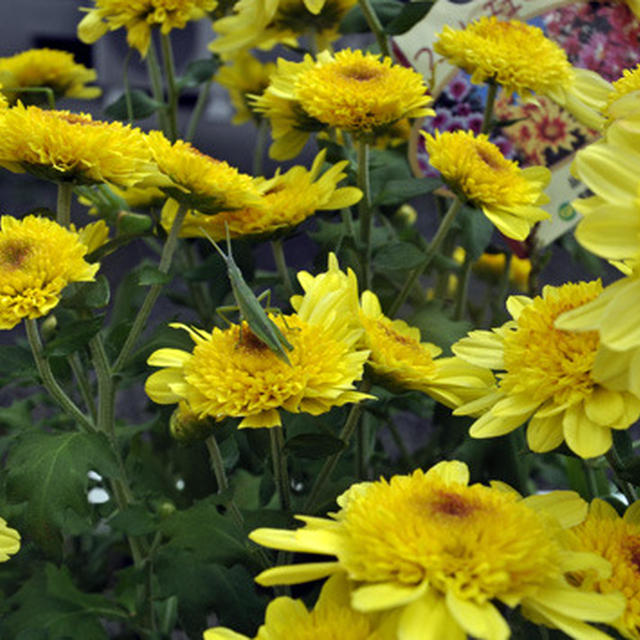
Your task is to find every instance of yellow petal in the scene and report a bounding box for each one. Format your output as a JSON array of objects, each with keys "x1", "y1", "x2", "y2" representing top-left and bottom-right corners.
[
  {"x1": 426, "y1": 460, "x2": 469, "y2": 486},
  {"x1": 144, "y1": 369, "x2": 184, "y2": 404},
  {"x1": 469, "y1": 410, "x2": 529, "y2": 439},
  {"x1": 624, "y1": 500, "x2": 640, "y2": 525},
  {"x1": 521, "y1": 491, "x2": 586, "y2": 529},
  {"x1": 398, "y1": 588, "x2": 465, "y2": 640},
  {"x1": 531, "y1": 585, "x2": 624, "y2": 623},
  {"x1": 249, "y1": 526, "x2": 341, "y2": 555},
  {"x1": 584, "y1": 388, "x2": 624, "y2": 425},
  {"x1": 147, "y1": 348, "x2": 191, "y2": 367},
  {"x1": 527, "y1": 413, "x2": 564, "y2": 452},
  {"x1": 203, "y1": 628, "x2": 248, "y2": 640},
  {"x1": 351, "y1": 581, "x2": 428, "y2": 612},
  {"x1": 446, "y1": 592, "x2": 510, "y2": 640},
  {"x1": 452, "y1": 330, "x2": 505, "y2": 369},
  {"x1": 254, "y1": 562, "x2": 340, "y2": 586},
  {"x1": 563, "y1": 404, "x2": 612, "y2": 458}
]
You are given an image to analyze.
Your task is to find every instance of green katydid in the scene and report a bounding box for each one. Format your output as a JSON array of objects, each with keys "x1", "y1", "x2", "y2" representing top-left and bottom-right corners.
[{"x1": 200, "y1": 225, "x2": 294, "y2": 365}]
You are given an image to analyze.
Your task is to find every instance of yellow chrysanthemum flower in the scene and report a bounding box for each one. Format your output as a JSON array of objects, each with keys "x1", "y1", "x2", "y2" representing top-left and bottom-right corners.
[
  {"x1": 0, "y1": 215, "x2": 99, "y2": 330},
  {"x1": 253, "y1": 49, "x2": 434, "y2": 160},
  {"x1": 160, "y1": 149, "x2": 362, "y2": 239},
  {"x1": 434, "y1": 17, "x2": 611, "y2": 130},
  {"x1": 78, "y1": 0, "x2": 217, "y2": 57},
  {"x1": 0, "y1": 517, "x2": 20, "y2": 562},
  {"x1": 423, "y1": 130, "x2": 551, "y2": 241},
  {"x1": 453, "y1": 281, "x2": 640, "y2": 459},
  {"x1": 210, "y1": 0, "x2": 356, "y2": 56},
  {"x1": 215, "y1": 52, "x2": 276, "y2": 125},
  {"x1": 0, "y1": 48, "x2": 101, "y2": 105},
  {"x1": 604, "y1": 63, "x2": 640, "y2": 122},
  {"x1": 0, "y1": 105, "x2": 164, "y2": 187},
  {"x1": 205, "y1": 573, "x2": 392, "y2": 640},
  {"x1": 250, "y1": 460, "x2": 624, "y2": 640},
  {"x1": 359, "y1": 290, "x2": 495, "y2": 407},
  {"x1": 145, "y1": 255, "x2": 371, "y2": 428},
  {"x1": 566, "y1": 498, "x2": 640, "y2": 640},
  {"x1": 146, "y1": 131, "x2": 262, "y2": 214},
  {"x1": 473, "y1": 251, "x2": 531, "y2": 292}
]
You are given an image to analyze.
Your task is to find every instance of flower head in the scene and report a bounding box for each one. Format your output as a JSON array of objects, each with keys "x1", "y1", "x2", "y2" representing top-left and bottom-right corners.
[
  {"x1": 161, "y1": 150, "x2": 362, "y2": 239},
  {"x1": 605, "y1": 63, "x2": 640, "y2": 122},
  {"x1": 359, "y1": 290, "x2": 495, "y2": 407},
  {"x1": 145, "y1": 255, "x2": 371, "y2": 428},
  {"x1": 254, "y1": 49, "x2": 434, "y2": 160},
  {"x1": 205, "y1": 574, "x2": 391, "y2": 640},
  {"x1": 434, "y1": 17, "x2": 611, "y2": 129},
  {"x1": 0, "y1": 48, "x2": 101, "y2": 105},
  {"x1": 453, "y1": 281, "x2": 640, "y2": 458},
  {"x1": 78, "y1": 0, "x2": 217, "y2": 57},
  {"x1": 250, "y1": 460, "x2": 624, "y2": 640},
  {"x1": 146, "y1": 131, "x2": 262, "y2": 214},
  {"x1": 567, "y1": 498, "x2": 640, "y2": 640},
  {"x1": 0, "y1": 517, "x2": 20, "y2": 562},
  {"x1": 423, "y1": 130, "x2": 551, "y2": 241},
  {"x1": 0, "y1": 105, "x2": 164, "y2": 187},
  {"x1": 210, "y1": 0, "x2": 356, "y2": 56},
  {"x1": 0, "y1": 215, "x2": 99, "y2": 329}
]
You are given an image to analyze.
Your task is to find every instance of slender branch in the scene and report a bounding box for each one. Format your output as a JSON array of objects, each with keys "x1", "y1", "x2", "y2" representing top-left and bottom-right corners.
[
  {"x1": 252, "y1": 118, "x2": 268, "y2": 176},
  {"x1": 186, "y1": 78, "x2": 212, "y2": 142},
  {"x1": 388, "y1": 197, "x2": 463, "y2": 316},
  {"x1": 357, "y1": 0, "x2": 392, "y2": 59},
  {"x1": 453, "y1": 250, "x2": 473, "y2": 321},
  {"x1": 160, "y1": 33, "x2": 179, "y2": 142},
  {"x1": 606, "y1": 447, "x2": 637, "y2": 505},
  {"x1": 25, "y1": 319, "x2": 94, "y2": 432},
  {"x1": 122, "y1": 48, "x2": 134, "y2": 124},
  {"x1": 270, "y1": 427, "x2": 291, "y2": 511},
  {"x1": 67, "y1": 353, "x2": 97, "y2": 423},
  {"x1": 146, "y1": 38, "x2": 170, "y2": 135},
  {"x1": 56, "y1": 182, "x2": 73, "y2": 227},
  {"x1": 356, "y1": 140, "x2": 373, "y2": 289},
  {"x1": 271, "y1": 238, "x2": 294, "y2": 298},
  {"x1": 112, "y1": 203, "x2": 188, "y2": 373},
  {"x1": 481, "y1": 81, "x2": 498, "y2": 135}
]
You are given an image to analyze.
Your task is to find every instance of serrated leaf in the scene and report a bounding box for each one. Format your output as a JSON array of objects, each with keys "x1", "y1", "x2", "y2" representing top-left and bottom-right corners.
[
  {"x1": 284, "y1": 433, "x2": 346, "y2": 459},
  {"x1": 374, "y1": 177, "x2": 441, "y2": 206},
  {"x1": 411, "y1": 302, "x2": 473, "y2": 352},
  {"x1": 104, "y1": 90, "x2": 163, "y2": 121},
  {"x1": 177, "y1": 57, "x2": 221, "y2": 89},
  {"x1": 138, "y1": 265, "x2": 172, "y2": 286},
  {"x1": 374, "y1": 242, "x2": 425, "y2": 271},
  {"x1": 384, "y1": 1, "x2": 434, "y2": 35},
  {"x1": 456, "y1": 205, "x2": 494, "y2": 261},
  {"x1": 5, "y1": 431, "x2": 121, "y2": 554},
  {"x1": 43, "y1": 315, "x2": 104, "y2": 357}
]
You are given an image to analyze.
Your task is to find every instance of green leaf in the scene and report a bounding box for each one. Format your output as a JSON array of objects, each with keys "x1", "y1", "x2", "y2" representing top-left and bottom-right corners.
[
  {"x1": 340, "y1": 0, "x2": 403, "y2": 33},
  {"x1": 109, "y1": 505, "x2": 158, "y2": 536},
  {"x1": 138, "y1": 265, "x2": 172, "y2": 286},
  {"x1": 374, "y1": 177, "x2": 441, "y2": 206},
  {"x1": 0, "y1": 345, "x2": 36, "y2": 381},
  {"x1": 456, "y1": 205, "x2": 494, "y2": 261},
  {"x1": 104, "y1": 89, "x2": 163, "y2": 121},
  {"x1": 374, "y1": 242, "x2": 425, "y2": 271},
  {"x1": 43, "y1": 315, "x2": 104, "y2": 357},
  {"x1": 5, "y1": 431, "x2": 121, "y2": 554},
  {"x1": 411, "y1": 302, "x2": 473, "y2": 352},
  {"x1": 61, "y1": 276, "x2": 111, "y2": 309},
  {"x1": 384, "y1": 1, "x2": 434, "y2": 35},
  {"x1": 284, "y1": 434, "x2": 346, "y2": 459},
  {"x1": 177, "y1": 56, "x2": 221, "y2": 89}
]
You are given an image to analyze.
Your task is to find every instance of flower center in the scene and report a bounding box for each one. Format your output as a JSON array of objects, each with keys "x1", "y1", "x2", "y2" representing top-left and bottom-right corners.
[
  {"x1": 340, "y1": 63, "x2": 383, "y2": 82},
  {"x1": 500, "y1": 281, "x2": 602, "y2": 405},
  {"x1": 0, "y1": 240, "x2": 31, "y2": 269},
  {"x1": 237, "y1": 324, "x2": 270, "y2": 353}
]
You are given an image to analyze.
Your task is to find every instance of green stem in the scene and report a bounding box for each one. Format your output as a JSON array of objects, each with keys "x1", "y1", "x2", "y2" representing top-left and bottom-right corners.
[
  {"x1": 481, "y1": 81, "x2": 498, "y2": 135},
  {"x1": 271, "y1": 238, "x2": 294, "y2": 298},
  {"x1": 122, "y1": 48, "x2": 134, "y2": 124},
  {"x1": 453, "y1": 251, "x2": 473, "y2": 321},
  {"x1": 186, "y1": 78, "x2": 212, "y2": 142},
  {"x1": 25, "y1": 319, "x2": 94, "y2": 432},
  {"x1": 606, "y1": 448, "x2": 637, "y2": 505},
  {"x1": 56, "y1": 182, "x2": 73, "y2": 227},
  {"x1": 356, "y1": 417, "x2": 367, "y2": 480},
  {"x1": 182, "y1": 242, "x2": 213, "y2": 325},
  {"x1": 304, "y1": 380, "x2": 372, "y2": 513},
  {"x1": 357, "y1": 140, "x2": 373, "y2": 289},
  {"x1": 582, "y1": 460, "x2": 598, "y2": 500},
  {"x1": 112, "y1": 203, "x2": 188, "y2": 374},
  {"x1": 357, "y1": 0, "x2": 392, "y2": 59},
  {"x1": 146, "y1": 38, "x2": 170, "y2": 135},
  {"x1": 67, "y1": 353, "x2": 97, "y2": 423},
  {"x1": 388, "y1": 198, "x2": 463, "y2": 316},
  {"x1": 160, "y1": 33, "x2": 179, "y2": 142},
  {"x1": 253, "y1": 118, "x2": 269, "y2": 176},
  {"x1": 270, "y1": 427, "x2": 291, "y2": 511}
]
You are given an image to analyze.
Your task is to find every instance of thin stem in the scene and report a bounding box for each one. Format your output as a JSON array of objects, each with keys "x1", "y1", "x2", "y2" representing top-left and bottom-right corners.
[
  {"x1": 122, "y1": 48, "x2": 134, "y2": 124},
  {"x1": 357, "y1": 140, "x2": 373, "y2": 289},
  {"x1": 453, "y1": 251, "x2": 473, "y2": 321},
  {"x1": 271, "y1": 238, "x2": 294, "y2": 298},
  {"x1": 304, "y1": 380, "x2": 372, "y2": 513},
  {"x1": 160, "y1": 33, "x2": 179, "y2": 142},
  {"x1": 270, "y1": 427, "x2": 291, "y2": 511},
  {"x1": 25, "y1": 319, "x2": 94, "y2": 432},
  {"x1": 356, "y1": 418, "x2": 367, "y2": 480},
  {"x1": 67, "y1": 353, "x2": 97, "y2": 423},
  {"x1": 56, "y1": 182, "x2": 73, "y2": 227},
  {"x1": 388, "y1": 197, "x2": 463, "y2": 316},
  {"x1": 146, "y1": 38, "x2": 169, "y2": 135},
  {"x1": 357, "y1": 0, "x2": 392, "y2": 59},
  {"x1": 186, "y1": 78, "x2": 212, "y2": 142},
  {"x1": 182, "y1": 242, "x2": 213, "y2": 325},
  {"x1": 253, "y1": 118, "x2": 269, "y2": 176},
  {"x1": 112, "y1": 203, "x2": 188, "y2": 373},
  {"x1": 481, "y1": 81, "x2": 498, "y2": 135},
  {"x1": 606, "y1": 448, "x2": 637, "y2": 504}
]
